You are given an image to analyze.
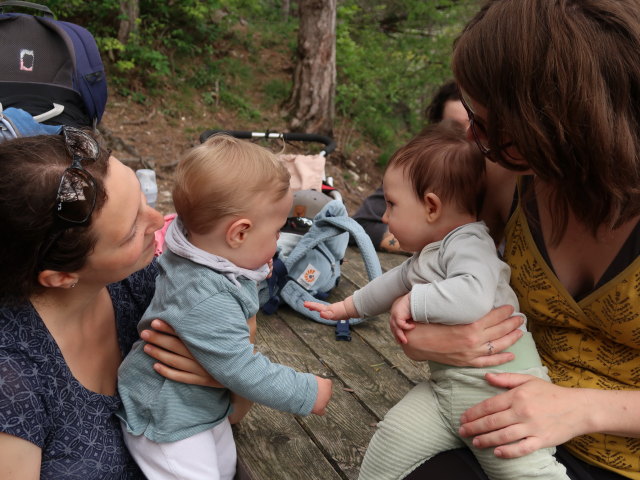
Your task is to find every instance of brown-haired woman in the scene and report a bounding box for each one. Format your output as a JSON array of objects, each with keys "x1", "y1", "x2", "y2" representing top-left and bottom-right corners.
[
  {"x1": 0, "y1": 131, "x2": 215, "y2": 479},
  {"x1": 397, "y1": 1, "x2": 640, "y2": 479}
]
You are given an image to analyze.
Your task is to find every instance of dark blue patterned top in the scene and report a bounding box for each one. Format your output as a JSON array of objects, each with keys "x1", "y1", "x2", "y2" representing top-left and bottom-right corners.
[{"x1": 0, "y1": 263, "x2": 157, "y2": 479}]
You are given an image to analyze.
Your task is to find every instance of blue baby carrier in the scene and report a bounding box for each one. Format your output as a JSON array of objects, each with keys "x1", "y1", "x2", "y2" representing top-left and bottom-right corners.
[{"x1": 259, "y1": 199, "x2": 382, "y2": 341}]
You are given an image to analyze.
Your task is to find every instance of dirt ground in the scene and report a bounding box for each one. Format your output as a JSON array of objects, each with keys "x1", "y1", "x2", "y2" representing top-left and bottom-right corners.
[{"x1": 99, "y1": 92, "x2": 384, "y2": 217}]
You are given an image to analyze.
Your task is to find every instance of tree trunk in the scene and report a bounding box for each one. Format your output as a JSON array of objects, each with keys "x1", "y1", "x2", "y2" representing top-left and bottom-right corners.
[
  {"x1": 286, "y1": 0, "x2": 336, "y2": 137},
  {"x1": 281, "y1": 0, "x2": 290, "y2": 21},
  {"x1": 117, "y1": 0, "x2": 140, "y2": 45}
]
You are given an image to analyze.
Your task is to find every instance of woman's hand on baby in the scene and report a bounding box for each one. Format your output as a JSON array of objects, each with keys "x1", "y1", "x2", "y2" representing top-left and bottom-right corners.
[
  {"x1": 401, "y1": 305, "x2": 524, "y2": 367},
  {"x1": 389, "y1": 294, "x2": 416, "y2": 344},
  {"x1": 458, "y1": 373, "x2": 588, "y2": 458},
  {"x1": 141, "y1": 319, "x2": 224, "y2": 388},
  {"x1": 311, "y1": 376, "x2": 333, "y2": 415}
]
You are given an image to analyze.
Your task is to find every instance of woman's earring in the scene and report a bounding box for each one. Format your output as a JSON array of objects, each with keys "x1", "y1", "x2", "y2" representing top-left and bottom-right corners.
[{"x1": 70, "y1": 282, "x2": 77, "y2": 289}]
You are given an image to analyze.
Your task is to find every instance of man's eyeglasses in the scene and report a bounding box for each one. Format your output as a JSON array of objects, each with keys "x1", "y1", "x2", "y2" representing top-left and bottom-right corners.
[
  {"x1": 459, "y1": 93, "x2": 513, "y2": 160},
  {"x1": 38, "y1": 127, "x2": 101, "y2": 268}
]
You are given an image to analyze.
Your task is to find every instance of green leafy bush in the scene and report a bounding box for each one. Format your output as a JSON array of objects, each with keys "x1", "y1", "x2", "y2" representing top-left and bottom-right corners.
[
  {"x1": 50, "y1": 0, "x2": 475, "y2": 151},
  {"x1": 335, "y1": 0, "x2": 476, "y2": 152}
]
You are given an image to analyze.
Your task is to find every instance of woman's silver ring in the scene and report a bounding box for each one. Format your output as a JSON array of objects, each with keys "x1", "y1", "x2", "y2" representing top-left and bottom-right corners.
[{"x1": 487, "y1": 341, "x2": 494, "y2": 355}]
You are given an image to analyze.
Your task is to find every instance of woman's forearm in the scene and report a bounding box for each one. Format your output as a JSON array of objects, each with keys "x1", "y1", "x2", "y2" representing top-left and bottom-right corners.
[
  {"x1": 0, "y1": 433, "x2": 41, "y2": 479},
  {"x1": 459, "y1": 373, "x2": 640, "y2": 459},
  {"x1": 586, "y1": 388, "x2": 640, "y2": 438},
  {"x1": 400, "y1": 305, "x2": 524, "y2": 367}
]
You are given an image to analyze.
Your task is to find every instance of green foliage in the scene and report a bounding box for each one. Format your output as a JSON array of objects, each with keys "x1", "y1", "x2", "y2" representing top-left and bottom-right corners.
[
  {"x1": 47, "y1": 0, "x2": 477, "y2": 152},
  {"x1": 376, "y1": 143, "x2": 399, "y2": 168},
  {"x1": 219, "y1": 90, "x2": 262, "y2": 121},
  {"x1": 262, "y1": 79, "x2": 291, "y2": 109},
  {"x1": 336, "y1": 0, "x2": 477, "y2": 152},
  {"x1": 49, "y1": 0, "x2": 228, "y2": 87}
]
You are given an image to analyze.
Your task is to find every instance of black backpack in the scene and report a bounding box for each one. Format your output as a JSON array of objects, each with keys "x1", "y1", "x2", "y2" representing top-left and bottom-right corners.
[{"x1": 0, "y1": 1, "x2": 107, "y2": 127}]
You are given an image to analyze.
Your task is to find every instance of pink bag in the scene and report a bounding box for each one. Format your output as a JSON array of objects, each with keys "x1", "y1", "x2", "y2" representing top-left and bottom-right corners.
[{"x1": 278, "y1": 153, "x2": 326, "y2": 192}]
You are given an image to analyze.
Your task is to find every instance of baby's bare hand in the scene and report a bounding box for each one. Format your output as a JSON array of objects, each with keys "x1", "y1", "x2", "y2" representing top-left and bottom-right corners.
[
  {"x1": 304, "y1": 301, "x2": 334, "y2": 318},
  {"x1": 311, "y1": 376, "x2": 333, "y2": 415}
]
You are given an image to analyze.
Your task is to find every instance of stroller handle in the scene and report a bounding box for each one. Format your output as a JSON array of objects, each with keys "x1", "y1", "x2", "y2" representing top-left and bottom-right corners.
[{"x1": 199, "y1": 129, "x2": 336, "y2": 156}]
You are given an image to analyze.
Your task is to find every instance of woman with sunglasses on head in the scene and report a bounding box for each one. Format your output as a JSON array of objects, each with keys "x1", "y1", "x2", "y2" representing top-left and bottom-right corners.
[
  {"x1": 395, "y1": 1, "x2": 640, "y2": 479},
  {"x1": 0, "y1": 130, "x2": 216, "y2": 479}
]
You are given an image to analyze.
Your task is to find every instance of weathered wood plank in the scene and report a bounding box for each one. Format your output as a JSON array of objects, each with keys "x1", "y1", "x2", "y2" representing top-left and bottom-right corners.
[
  {"x1": 276, "y1": 306, "x2": 413, "y2": 420},
  {"x1": 253, "y1": 300, "x2": 332, "y2": 376},
  {"x1": 238, "y1": 307, "x2": 386, "y2": 479},
  {"x1": 257, "y1": 308, "x2": 407, "y2": 478},
  {"x1": 340, "y1": 248, "x2": 428, "y2": 384},
  {"x1": 342, "y1": 247, "x2": 407, "y2": 279},
  {"x1": 233, "y1": 404, "x2": 342, "y2": 480},
  {"x1": 378, "y1": 249, "x2": 412, "y2": 272},
  {"x1": 233, "y1": 246, "x2": 427, "y2": 480}
]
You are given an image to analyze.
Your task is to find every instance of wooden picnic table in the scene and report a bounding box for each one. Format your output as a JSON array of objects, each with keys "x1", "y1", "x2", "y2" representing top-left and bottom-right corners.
[{"x1": 233, "y1": 247, "x2": 428, "y2": 480}]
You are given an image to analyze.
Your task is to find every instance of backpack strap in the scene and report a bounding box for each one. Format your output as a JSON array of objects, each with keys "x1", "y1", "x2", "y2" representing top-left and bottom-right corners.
[
  {"x1": 0, "y1": 1, "x2": 54, "y2": 17},
  {"x1": 320, "y1": 214, "x2": 383, "y2": 281},
  {"x1": 40, "y1": 17, "x2": 107, "y2": 124},
  {"x1": 282, "y1": 203, "x2": 382, "y2": 326},
  {"x1": 261, "y1": 254, "x2": 288, "y2": 315},
  {"x1": 0, "y1": 106, "x2": 62, "y2": 139}
]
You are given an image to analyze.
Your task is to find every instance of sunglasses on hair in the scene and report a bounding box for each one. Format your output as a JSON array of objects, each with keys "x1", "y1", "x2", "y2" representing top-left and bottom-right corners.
[
  {"x1": 55, "y1": 126, "x2": 100, "y2": 223},
  {"x1": 37, "y1": 127, "x2": 102, "y2": 268}
]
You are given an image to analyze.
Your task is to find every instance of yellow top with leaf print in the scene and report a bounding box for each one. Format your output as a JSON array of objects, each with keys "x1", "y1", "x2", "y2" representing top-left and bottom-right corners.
[{"x1": 503, "y1": 183, "x2": 640, "y2": 479}]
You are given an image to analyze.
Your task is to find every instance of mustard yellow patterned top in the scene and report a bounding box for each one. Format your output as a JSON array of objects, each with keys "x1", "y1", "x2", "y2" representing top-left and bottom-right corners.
[{"x1": 503, "y1": 178, "x2": 640, "y2": 479}]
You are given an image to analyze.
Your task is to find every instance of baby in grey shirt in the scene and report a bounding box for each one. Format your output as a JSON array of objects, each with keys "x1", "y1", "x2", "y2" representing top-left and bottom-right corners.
[{"x1": 306, "y1": 121, "x2": 567, "y2": 480}]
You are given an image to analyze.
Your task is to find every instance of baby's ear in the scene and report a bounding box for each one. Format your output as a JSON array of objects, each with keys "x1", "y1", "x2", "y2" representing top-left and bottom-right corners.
[
  {"x1": 423, "y1": 192, "x2": 442, "y2": 223},
  {"x1": 226, "y1": 218, "x2": 252, "y2": 248}
]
